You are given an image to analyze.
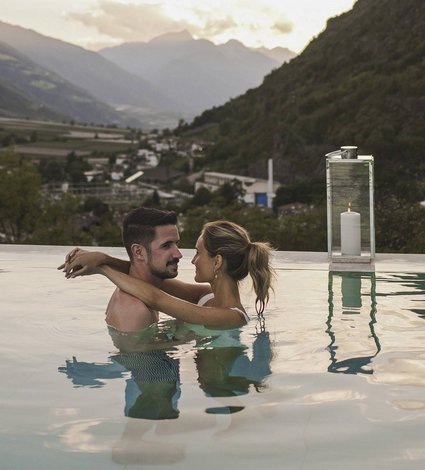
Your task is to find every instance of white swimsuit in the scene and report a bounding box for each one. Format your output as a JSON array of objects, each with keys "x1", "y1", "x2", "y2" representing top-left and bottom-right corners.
[{"x1": 197, "y1": 293, "x2": 250, "y2": 324}]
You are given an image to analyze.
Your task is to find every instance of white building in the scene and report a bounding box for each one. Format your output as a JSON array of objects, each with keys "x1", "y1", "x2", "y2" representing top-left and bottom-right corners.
[
  {"x1": 195, "y1": 171, "x2": 279, "y2": 207},
  {"x1": 137, "y1": 149, "x2": 159, "y2": 167}
]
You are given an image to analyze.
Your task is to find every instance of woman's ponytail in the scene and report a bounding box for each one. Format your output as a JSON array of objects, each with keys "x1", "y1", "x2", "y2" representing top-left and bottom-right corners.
[{"x1": 248, "y1": 242, "x2": 275, "y2": 315}]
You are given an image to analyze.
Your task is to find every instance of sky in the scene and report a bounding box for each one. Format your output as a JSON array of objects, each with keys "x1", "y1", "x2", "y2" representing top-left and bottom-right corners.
[{"x1": 1, "y1": 0, "x2": 357, "y2": 53}]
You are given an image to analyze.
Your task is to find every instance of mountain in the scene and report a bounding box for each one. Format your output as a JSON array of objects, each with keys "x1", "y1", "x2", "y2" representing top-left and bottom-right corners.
[
  {"x1": 99, "y1": 31, "x2": 296, "y2": 116},
  {"x1": 0, "y1": 22, "x2": 295, "y2": 127},
  {"x1": 0, "y1": 41, "x2": 123, "y2": 124},
  {"x1": 0, "y1": 79, "x2": 65, "y2": 122},
  {"x1": 0, "y1": 21, "x2": 181, "y2": 124},
  {"x1": 254, "y1": 46, "x2": 296, "y2": 63},
  {"x1": 182, "y1": 0, "x2": 425, "y2": 193}
]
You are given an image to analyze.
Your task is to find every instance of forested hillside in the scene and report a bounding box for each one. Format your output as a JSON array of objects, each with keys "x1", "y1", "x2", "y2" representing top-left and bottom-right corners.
[
  {"x1": 0, "y1": 42, "x2": 122, "y2": 124},
  {"x1": 184, "y1": 0, "x2": 425, "y2": 201}
]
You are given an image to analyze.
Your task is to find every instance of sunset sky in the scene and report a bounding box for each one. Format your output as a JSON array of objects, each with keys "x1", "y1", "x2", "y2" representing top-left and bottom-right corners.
[{"x1": 1, "y1": 0, "x2": 357, "y2": 53}]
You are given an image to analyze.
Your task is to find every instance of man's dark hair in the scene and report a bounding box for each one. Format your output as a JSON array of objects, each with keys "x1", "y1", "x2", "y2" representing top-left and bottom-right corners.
[{"x1": 122, "y1": 207, "x2": 178, "y2": 259}]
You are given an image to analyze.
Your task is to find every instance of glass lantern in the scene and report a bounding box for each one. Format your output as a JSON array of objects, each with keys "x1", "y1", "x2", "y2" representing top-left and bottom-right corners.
[{"x1": 326, "y1": 146, "x2": 375, "y2": 271}]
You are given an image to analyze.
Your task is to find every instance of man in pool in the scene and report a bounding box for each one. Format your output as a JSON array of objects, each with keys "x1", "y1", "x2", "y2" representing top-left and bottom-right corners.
[{"x1": 62, "y1": 207, "x2": 183, "y2": 331}]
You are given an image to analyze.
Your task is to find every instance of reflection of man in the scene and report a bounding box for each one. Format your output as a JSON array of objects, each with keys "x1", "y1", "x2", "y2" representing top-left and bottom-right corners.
[
  {"x1": 59, "y1": 348, "x2": 181, "y2": 420},
  {"x1": 114, "y1": 350, "x2": 181, "y2": 420}
]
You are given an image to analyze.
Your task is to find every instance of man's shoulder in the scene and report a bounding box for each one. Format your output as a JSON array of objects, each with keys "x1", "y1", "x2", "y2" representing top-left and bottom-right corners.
[
  {"x1": 106, "y1": 289, "x2": 158, "y2": 331},
  {"x1": 108, "y1": 288, "x2": 150, "y2": 313}
]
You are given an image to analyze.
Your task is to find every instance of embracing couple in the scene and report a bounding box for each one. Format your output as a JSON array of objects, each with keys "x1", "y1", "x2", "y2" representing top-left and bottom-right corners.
[{"x1": 59, "y1": 207, "x2": 274, "y2": 330}]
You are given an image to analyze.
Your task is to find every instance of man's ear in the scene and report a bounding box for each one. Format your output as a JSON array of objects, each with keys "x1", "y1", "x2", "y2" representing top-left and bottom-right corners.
[{"x1": 131, "y1": 243, "x2": 146, "y2": 261}]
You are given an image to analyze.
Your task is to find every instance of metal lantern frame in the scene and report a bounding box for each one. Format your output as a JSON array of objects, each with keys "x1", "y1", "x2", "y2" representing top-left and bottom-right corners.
[{"x1": 326, "y1": 152, "x2": 375, "y2": 271}]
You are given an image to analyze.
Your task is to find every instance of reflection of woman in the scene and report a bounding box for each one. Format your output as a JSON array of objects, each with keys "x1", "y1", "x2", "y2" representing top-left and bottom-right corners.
[
  {"x1": 195, "y1": 330, "x2": 273, "y2": 398},
  {"x1": 63, "y1": 221, "x2": 275, "y2": 328}
]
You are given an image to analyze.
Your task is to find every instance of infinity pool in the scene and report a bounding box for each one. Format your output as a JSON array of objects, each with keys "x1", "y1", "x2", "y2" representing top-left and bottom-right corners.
[{"x1": 1, "y1": 245, "x2": 424, "y2": 469}]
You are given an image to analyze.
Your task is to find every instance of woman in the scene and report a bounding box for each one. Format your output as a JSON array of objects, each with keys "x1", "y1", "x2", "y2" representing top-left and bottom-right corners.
[{"x1": 62, "y1": 220, "x2": 274, "y2": 328}]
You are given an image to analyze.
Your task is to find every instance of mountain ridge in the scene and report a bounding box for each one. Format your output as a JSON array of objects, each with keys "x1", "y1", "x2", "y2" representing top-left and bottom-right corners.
[
  {"x1": 99, "y1": 31, "x2": 296, "y2": 116},
  {"x1": 0, "y1": 21, "x2": 296, "y2": 126},
  {"x1": 0, "y1": 21, "x2": 180, "y2": 119}
]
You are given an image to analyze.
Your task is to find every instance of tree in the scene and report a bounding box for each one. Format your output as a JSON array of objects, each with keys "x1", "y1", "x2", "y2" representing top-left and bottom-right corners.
[
  {"x1": 185, "y1": 186, "x2": 212, "y2": 209},
  {"x1": 65, "y1": 151, "x2": 91, "y2": 183},
  {"x1": 0, "y1": 149, "x2": 42, "y2": 242},
  {"x1": 213, "y1": 179, "x2": 246, "y2": 207},
  {"x1": 39, "y1": 158, "x2": 64, "y2": 183},
  {"x1": 29, "y1": 193, "x2": 92, "y2": 245}
]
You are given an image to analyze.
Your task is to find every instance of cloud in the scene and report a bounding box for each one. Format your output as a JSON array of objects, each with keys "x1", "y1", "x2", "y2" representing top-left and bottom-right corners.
[
  {"x1": 67, "y1": 1, "x2": 189, "y2": 42},
  {"x1": 272, "y1": 19, "x2": 293, "y2": 35},
  {"x1": 66, "y1": 0, "x2": 293, "y2": 46}
]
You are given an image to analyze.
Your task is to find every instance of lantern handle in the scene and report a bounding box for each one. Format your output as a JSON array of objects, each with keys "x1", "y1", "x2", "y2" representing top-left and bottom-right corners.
[{"x1": 326, "y1": 146, "x2": 358, "y2": 159}]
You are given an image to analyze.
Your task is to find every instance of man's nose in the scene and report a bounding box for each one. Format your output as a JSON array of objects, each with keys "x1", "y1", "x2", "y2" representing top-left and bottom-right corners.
[{"x1": 174, "y1": 246, "x2": 183, "y2": 259}]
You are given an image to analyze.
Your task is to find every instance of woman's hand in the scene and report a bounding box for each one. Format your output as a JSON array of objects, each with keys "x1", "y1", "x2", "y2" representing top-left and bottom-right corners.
[
  {"x1": 57, "y1": 247, "x2": 85, "y2": 271},
  {"x1": 58, "y1": 248, "x2": 107, "y2": 278}
]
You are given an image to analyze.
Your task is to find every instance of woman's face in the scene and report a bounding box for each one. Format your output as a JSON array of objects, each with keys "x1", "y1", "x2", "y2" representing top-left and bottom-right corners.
[{"x1": 191, "y1": 235, "x2": 215, "y2": 283}]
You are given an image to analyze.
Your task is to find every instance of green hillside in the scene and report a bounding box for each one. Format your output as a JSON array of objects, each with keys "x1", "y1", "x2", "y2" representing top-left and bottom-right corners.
[
  {"x1": 0, "y1": 42, "x2": 126, "y2": 125},
  {"x1": 183, "y1": 0, "x2": 425, "y2": 199},
  {"x1": 0, "y1": 80, "x2": 66, "y2": 121}
]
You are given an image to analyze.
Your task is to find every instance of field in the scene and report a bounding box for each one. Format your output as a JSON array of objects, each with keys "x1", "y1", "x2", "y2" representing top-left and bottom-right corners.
[{"x1": 0, "y1": 117, "x2": 137, "y2": 159}]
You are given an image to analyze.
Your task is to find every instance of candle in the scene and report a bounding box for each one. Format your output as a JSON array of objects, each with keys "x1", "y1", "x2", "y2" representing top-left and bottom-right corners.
[{"x1": 340, "y1": 203, "x2": 361, "y2": 256}]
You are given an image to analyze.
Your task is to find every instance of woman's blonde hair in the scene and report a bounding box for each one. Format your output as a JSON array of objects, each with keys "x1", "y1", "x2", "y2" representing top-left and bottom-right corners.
[{"x1": 202, "y1": 220, "x2": 274, "y2": 315}]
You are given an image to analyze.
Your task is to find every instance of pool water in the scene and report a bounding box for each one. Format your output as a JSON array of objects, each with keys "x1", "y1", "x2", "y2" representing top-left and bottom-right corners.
[{"x1": 1, "y1": 246, "x2": 425, "y2": 469}]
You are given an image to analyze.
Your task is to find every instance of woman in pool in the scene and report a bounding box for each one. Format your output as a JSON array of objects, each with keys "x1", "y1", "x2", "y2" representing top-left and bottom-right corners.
[{"x1": 63, "y1": 220, "x2": 274, "y2": 328}]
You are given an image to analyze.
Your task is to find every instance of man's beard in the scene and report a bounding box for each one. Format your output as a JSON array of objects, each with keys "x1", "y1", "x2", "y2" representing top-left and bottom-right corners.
[{"x1": 147, "y1": 257, "x2": 179, "y2": 279}]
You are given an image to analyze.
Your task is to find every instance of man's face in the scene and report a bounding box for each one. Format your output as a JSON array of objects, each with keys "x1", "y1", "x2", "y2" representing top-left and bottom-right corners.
[{"x1": 145, "y1": 225, "x2": 182, "y2": 279}]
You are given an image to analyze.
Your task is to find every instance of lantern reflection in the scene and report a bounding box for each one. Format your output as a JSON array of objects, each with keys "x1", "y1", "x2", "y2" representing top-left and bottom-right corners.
[{"x1": 327, "y1": 271, "x2": 380, "y2": 375}]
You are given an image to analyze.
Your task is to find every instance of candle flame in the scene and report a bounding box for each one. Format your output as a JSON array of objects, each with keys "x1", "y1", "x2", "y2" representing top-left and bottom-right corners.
[{"x1": 348, "y1": 202, "x2": 352, "y2": 212}]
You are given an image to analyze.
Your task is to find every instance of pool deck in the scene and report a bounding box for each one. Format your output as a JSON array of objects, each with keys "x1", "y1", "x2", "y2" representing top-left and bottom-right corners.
[
  {"x1": 0, "y1": 244, "x2": 423, "y2": 274},
  {"x1": 274, "y1": 251, "x2": 424, "y2": 273}
]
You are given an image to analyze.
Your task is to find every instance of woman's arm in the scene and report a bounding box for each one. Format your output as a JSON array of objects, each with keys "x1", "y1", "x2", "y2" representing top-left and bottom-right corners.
[
  {"x1": 99, "y1": 266, "x2": 245, "y2": 329},
  {"x1": 58, "y1": 249, "x2": 130, "y2": 277},
  {"x1": 161, "y1": 279, "x2": 212, "y2": 304},
  {"x1": 60, "y1": 249, "x2": 211, "y2": 305}
]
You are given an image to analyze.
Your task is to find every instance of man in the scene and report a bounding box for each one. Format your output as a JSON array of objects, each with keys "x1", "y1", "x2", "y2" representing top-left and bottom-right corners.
[
  {"x1": 59, "y1": 208, "x2": 184, "y2": 425},
  {"x1": 62, "y1": 207, "x2": 182, "y2": 331},
  {"x1": 106, "y1": 207, "x2": 182, "y2": 331}
]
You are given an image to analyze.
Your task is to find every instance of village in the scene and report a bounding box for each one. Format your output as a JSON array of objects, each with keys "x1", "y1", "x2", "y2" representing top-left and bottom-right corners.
[{"x1": 1, "y1": 117, "x2": 280, "y2": 210}]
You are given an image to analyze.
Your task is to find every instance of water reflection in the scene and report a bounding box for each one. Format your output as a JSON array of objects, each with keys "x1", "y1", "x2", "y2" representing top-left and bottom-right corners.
[
  {"x1": 377, "y1": 273, "x2": 425, "y2": 320},
  {"x1": 195, "y1": 329, "x2": 273, "y2": 415},
  {"x1": 59, "y1": 349, "x2": 181, "y2": 420},
  {"x1": 57, "y1": 318, "x2": 274, "y2": 464},
  {"x1": 59, "y1": 319, "x2": 274, "y2": 418},
  {"x1": 327, "y1": 271, "x2": 380, "y2": 375}
]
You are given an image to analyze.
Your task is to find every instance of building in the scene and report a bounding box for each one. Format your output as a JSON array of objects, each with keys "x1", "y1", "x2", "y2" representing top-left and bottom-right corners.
[{"x1": 195, "y1": 171, "x2": 279, "y2": 207}]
